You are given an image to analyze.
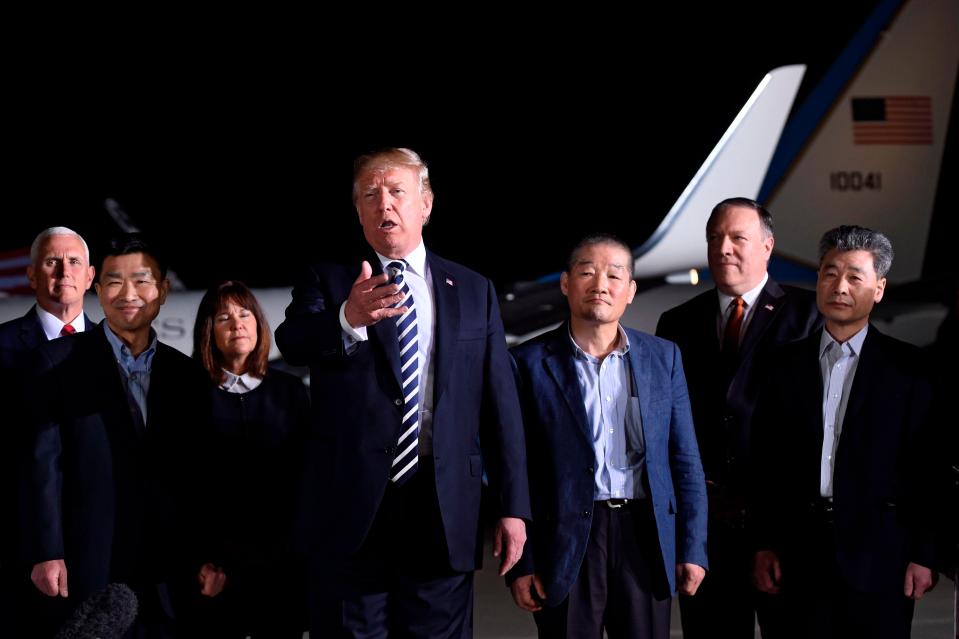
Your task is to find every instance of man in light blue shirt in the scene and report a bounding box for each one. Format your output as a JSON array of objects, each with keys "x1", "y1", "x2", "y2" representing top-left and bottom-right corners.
[
  {"x1": 508, "y1": 233, "x2": 707, "y2": 639},
  {"x1": 752, "y1": 225, "x2": 936, "y2": 639}
]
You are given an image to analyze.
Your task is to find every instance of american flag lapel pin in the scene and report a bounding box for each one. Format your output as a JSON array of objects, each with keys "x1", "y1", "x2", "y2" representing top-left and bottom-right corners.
[
  {"x1": 446, "y1": 277, "x2": 454, "y2": 287},
  {"x1": 764, "y1": 304, "x2": 774, "y2": 311}
]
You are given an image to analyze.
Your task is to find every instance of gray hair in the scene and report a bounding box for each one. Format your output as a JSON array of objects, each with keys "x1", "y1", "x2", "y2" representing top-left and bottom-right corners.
[
  {"x1": 818, "y1": 225, "x2": 894, "y2": 279},
  {"x1": 30, "y1": 227, "x2": 90, "y2": 265}
]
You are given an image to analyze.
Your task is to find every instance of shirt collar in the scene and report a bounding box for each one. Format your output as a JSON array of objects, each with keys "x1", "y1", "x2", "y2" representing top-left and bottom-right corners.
[
  {"x1": 219, "y1": 369, "x2": 262, "y2": 392},
  {"x1": 102, "y1": 320, "x2": 158, "y2": 367},
  {"x1": 717, "y1": 272, "x2": 769, "y2": 314},
  {"x1": 375, "y1": 240, "x2": 427, "y2": 279},
  {"x1": 819, "y1": 324, "x2": 868, "y2": 359},
  {"x1": 36, "y1": 305, "x2": 86, "y2": 341},
  {"x1": 567, "y1": 324, "x2": 631, "y2": 363}
]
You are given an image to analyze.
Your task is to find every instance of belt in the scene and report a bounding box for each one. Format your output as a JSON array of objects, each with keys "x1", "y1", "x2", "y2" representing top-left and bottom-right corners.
[{"x1": 598, "y1": 498, "x2": 647, "y2": 509}]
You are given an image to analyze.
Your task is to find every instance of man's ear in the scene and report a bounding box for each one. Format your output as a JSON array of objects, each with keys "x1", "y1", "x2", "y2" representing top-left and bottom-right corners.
[{"x1": 26, "y1": 264, "x2": 38, "y2": 291}]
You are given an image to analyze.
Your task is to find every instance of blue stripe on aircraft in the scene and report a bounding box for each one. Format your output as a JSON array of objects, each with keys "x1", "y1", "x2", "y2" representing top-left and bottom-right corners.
[{"x1": 758, "y1": 0, "x2": 903, "y2": 201}]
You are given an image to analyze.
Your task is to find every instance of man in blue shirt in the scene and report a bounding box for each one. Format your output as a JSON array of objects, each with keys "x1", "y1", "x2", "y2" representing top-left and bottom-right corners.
[
  {"x1": 508, "y1": 233, "x2": 708, "y2": 639},
  {"x1": 21, "y1": 234, "x2": 214, "y2": 638}
]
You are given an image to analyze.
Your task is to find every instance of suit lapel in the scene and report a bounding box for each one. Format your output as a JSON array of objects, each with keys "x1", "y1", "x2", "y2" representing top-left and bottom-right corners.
[
  {"x1": 625, "y1": 333, "x2": 652, "y2": 447},
  {"x1": 739, "y1": 279, "x2": 786, "y2": 358},
  {"x1": 839, "y1": 326, "x2": 879, "y2": 445},
  {"x1": 543, "y1": 326, "x2": 593, "y2": 449},
  {"x1": 19, "y1": 306, "x2": 46, "y2": 351},
  {"x1": 429, "y1": 254, "x2": 459, "y2": 409}
]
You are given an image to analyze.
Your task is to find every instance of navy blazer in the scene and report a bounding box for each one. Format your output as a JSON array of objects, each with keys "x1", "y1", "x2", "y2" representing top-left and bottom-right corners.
[
  {"x1": 508, "y1": 324, "x2": 708, "y2": 604},
  {"x1": 275, "y1": 251, "x2": 531, "y2": 575},
  {"x1": 751, "y1": 326, "x2": 937, "y2": 594},
  {"x1": 0, "y1": 306, "x2": 92, "y2": 565},
  {"x1": 19, "y1": 323, "x2": 211, "y2": 602},
  {"x1": 656, "y1": 279, "x2": 821, "y2": 491}
]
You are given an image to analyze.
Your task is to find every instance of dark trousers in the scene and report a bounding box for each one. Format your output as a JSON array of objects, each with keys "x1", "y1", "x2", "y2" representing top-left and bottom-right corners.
[
  {"x1": 534, "y1": 499, "x2": 670, "y2": 639},
  {"x1": 182, "y1": 561, "x2": 307, "y2": 638},
  {"x1": 678, "y1": 516, "x2": 786, "y2": 638},
  {"x1": 310, "y1": 459, "x2": 474, "y2": 639},
  {"x1": 778, "y1": 516, "x2": 915, "y2": 639}
]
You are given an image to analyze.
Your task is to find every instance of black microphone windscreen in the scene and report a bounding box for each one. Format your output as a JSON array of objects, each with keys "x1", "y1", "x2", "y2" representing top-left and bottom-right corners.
[{"x1": 55, "y1": 582, "x2": 138, "y2": 639}]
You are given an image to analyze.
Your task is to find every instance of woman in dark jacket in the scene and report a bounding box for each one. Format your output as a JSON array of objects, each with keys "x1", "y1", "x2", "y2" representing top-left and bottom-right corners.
[{"x1": 190, "y1": 280, "x2": 310, "y2": 638}]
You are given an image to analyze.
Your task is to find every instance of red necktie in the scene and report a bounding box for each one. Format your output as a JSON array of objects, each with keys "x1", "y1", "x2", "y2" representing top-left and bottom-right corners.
[
  {"x1": 59, "y1": 324, "x2": 76, "y2": 337},
  {"x1": 722, "y1": 297, "x2": 745, "y2": 354}
]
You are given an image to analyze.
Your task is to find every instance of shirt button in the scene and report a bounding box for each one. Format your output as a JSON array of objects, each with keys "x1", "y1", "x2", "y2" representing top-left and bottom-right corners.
[{"x1": 606, "y1": 396, "x2": 611, "y2": 402}]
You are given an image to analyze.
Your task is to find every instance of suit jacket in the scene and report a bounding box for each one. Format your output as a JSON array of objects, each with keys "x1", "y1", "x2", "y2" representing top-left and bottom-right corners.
[
  {"x1": 751, "y1": 326, "x2": 937, "y2": 594},
  {"x1": 19, "y1": 322, "x2": 211, "y2": 602},
  {"x1": 0, "y1": 307, "x2": 92, "y2": 565},
  {"x1": 275, "y1": 251, "x2": 531, "y2": 575},
  {"x1": 507, "y1": 324, "x2": 708, "y2": 605},
  {"x1": 656, "y1": 279, "x2": 821, "y2": 493}
]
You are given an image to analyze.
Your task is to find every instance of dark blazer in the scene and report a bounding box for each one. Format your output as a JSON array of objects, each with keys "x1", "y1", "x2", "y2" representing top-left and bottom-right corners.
[
  {"x1": 751, "y1": 326, "x2": 937, "y2": 594},
  {"x1": 206, "y1": 369, "x2": 310, "y2": 569},
  {"x1": 656, "y1": 278, "x2": 821, "y2": 491},
  {"x1": 0, "y1": 307, "x2": 92, "y2": 562},
  {"x1": 507, "y1": 324, "x2": 708, "y2": 605},
  {"x1": 275, "y1": 252, "x2": 531, "y2": 575},
  {"x1": 19, "y1": 322, "x2": 211, "y2": 602}
]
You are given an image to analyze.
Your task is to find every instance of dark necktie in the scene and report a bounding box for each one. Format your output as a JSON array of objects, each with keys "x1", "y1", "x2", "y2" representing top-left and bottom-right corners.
[
  {"x1": 59, "y1": 324, "x2": 76, "y2": 337},
  {"x1": 722, "y1": 297, "x2": 745, "y2": 355},
  {"x1": 387, "y1": 261, "x2": 420, "y2": 485}
]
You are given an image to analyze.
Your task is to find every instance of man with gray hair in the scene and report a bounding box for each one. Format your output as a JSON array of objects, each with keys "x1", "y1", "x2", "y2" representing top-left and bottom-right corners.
[
  {"x1": 657, "y1": 197, "x2": 820, "y2": 638},
  {"x1": 751, "y1": 225, "x2": 936, "y2": 638},
  {"x1": 0, "y1": 226, "x2": 95, "y2": 636}
]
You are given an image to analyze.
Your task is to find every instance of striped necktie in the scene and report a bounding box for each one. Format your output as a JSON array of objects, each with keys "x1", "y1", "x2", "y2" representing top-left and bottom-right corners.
[{"x1": 388, "y1": 260, "x2": 420, "y2": 484}]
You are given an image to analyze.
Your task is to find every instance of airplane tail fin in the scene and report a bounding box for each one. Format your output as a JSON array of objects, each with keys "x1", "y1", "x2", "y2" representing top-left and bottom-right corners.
[
  {"x1": 763, "y1": 0, "x2": 958, "y2": 284},
  {"x1": 632, "y1": 65, "x2": 806, "y2": 278}
]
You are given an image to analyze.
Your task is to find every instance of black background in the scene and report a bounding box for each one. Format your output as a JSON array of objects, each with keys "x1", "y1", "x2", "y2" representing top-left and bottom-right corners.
[{"x1": 7, "y1": 3, "x2": 909, "y2": 293}]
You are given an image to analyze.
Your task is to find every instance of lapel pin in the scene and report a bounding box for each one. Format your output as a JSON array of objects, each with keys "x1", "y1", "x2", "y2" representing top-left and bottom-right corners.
[
  {"x1": 446, "y1": 278, "x2": 454, "y2": 287},
  {"x1": 764, "y1": 304, "x2": 774, "y2": 311}
]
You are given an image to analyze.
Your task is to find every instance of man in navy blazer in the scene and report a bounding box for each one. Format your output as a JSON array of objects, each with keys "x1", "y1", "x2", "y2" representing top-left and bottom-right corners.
[
  {"x1": 0, "y1": 227, "x2": 95, "y2": 636},
  {"x1": 751, "y1": 226, "x2": 936, "y2": 638},
  {"x1": 508, "y1": 234, "x2": 707, "y2": 639},
  {"x1": 20, "y1": 235, "x2": 214, "y2": 638},
  {"x1": 276, "y1": 148, "x2": 530, "y2": 638},
  {"x1": 656, "y1": 198, "x2": 820, "y2": 638}
]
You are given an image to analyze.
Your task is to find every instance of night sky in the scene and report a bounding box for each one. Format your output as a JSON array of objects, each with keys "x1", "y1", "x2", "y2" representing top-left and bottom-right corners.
[{"x1": 7, "y1": 2, "x2": 895, "y2": 294}]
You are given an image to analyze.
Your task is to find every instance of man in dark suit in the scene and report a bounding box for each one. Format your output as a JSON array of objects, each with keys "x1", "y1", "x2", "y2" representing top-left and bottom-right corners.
[
  {"x1": 751, "y1": 225, "x2": 936, "y2": 638},
  {"x1": 20, "y1": 234, "x2": 214, "y2": 638},
  {"x1": 0, "y1": 227, "x2": 95, "y2": 635},
  {"x1": 276, "y1": 148, "x2": 530, "y2": 638},
  {"x1": 656, "y1": 197, "x2": 820, "y2": 638},
  {"x1": 508, "y1": 234, "x2": 708, "y2": 639}
]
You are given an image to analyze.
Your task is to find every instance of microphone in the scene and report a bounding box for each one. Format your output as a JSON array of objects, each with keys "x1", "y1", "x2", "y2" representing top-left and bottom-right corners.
[{"x1": 55, "y1": 582, "x2": 138, "y2": 639}]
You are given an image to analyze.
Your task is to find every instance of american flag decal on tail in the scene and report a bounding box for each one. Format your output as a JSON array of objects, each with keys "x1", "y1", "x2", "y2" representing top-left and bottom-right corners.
[{"x1": 851, "y1": 96, "x2": 932, "y2": 145}]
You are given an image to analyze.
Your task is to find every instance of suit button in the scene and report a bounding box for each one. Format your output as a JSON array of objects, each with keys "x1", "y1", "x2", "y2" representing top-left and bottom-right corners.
[
  {"x1": 582, "y1": 510, "x2": 590, "y2": 519},
  {"x1": 587, "y1": 466, "x2": 594, "y2": 474},
  {"x1": 394, "y1": 399, "x2": 402, "y2": 406},
  {"x1": 384, "y1": 446, "x2": 396, "y2": 454}
]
